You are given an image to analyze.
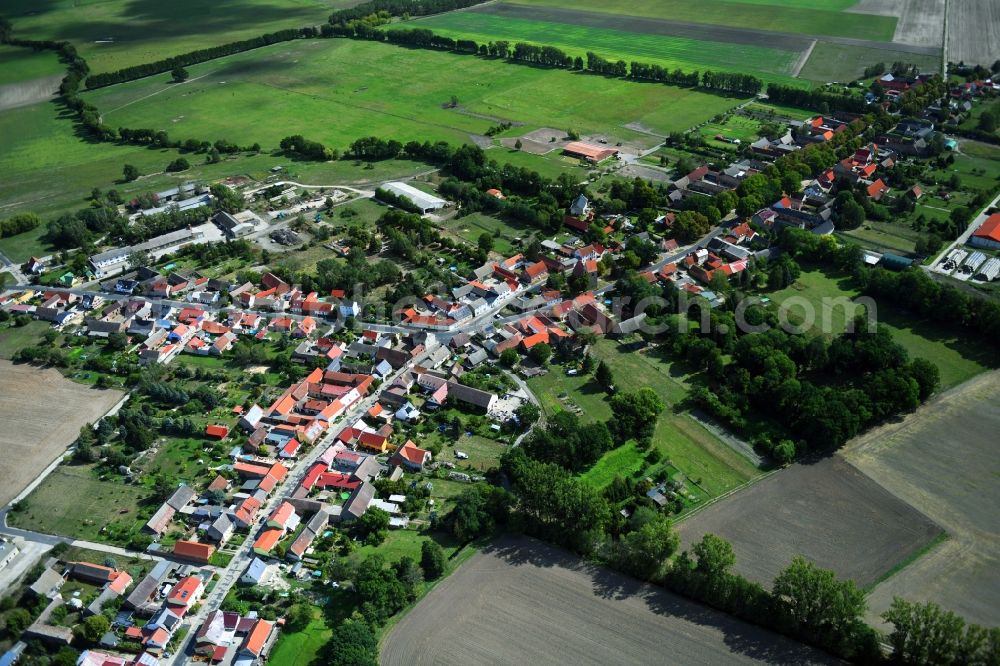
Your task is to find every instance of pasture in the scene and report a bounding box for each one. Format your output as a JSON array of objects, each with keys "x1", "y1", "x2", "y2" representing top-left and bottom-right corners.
[
  {"x1": 415, "y1": 11, "x2": 801, "y2": 80},
  {"x1": 7, "y1": 462, "x2": 150, "y2": 542},
  {"x1": 0, "y1": 361, "x2": 124, "y2": 508},
  {"x1": 84, "y1": 38, "x2": 743, "y2": 155},
  {"x1": 381, "y1": 535, "x2": 839, "y2": 665},
  {"x1": 768, "y1": 268, "x2": 999, "y2": 389},
  {"x1": 501, "y1": 0, "x2": 898, "y2": 41},
  {"x1": 843, "y1": 370, "x2": 1000, "y2": 628},
  {"x1": 676, "y1": 456, "x2": 943, "y2": 589},
  {"x1": 2, "y1": 0, "x2": 343, "y2": 75}
]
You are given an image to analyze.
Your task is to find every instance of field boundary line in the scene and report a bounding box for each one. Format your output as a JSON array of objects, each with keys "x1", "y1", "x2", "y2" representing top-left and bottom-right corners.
[
  {"x1": 676, "y1": 467, "x2": 779, "y2": 522},
  {"x1": 791, "y1": 39, "x2": 816, "y2": 77}
]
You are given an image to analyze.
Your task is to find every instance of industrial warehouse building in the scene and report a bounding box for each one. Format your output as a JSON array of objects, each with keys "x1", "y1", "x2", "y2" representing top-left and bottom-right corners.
[
  {"x1": 89, "y1": 227, "x2": 206, "y2": 278},
  {"x1": 380, "y1": 182, "x2": 448, "y2": 214}
]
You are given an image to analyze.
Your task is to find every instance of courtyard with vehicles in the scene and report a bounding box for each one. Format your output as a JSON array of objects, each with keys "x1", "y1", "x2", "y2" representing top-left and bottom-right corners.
[{"x1": 0, "y1": 0, "x2": 999, "y2": 664}]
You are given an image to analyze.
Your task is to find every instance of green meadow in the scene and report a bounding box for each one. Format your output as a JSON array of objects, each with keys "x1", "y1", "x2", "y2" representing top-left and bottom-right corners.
[
  {"x1": 415, "y1": 13, "x2": 801, "y2": 81},
  {"x1": 85, "y1": 39, "x2": 744, "y2": 154},
  {"x1": 1, "y1": 0, "x2": 344, "y2": 75},
  {"x1": 0, "y1": 44, "x2": 65, "y2": 86},
  {"x1": 506, "y1": 0, "x2": 897, "y2": 41}
]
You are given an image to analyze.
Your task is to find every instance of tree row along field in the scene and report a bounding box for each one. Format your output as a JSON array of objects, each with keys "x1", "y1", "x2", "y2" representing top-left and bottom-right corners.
[
  {"x1": 82, "y1": 38, "x2": 742, "y2": 155},
  {"x1": 413, "y1": 12, "x2": 803, "y2": 82},
  {"x1": 505, "y1": 0, "x2": 898, "y2": 41},
  {"x1": 0, "y1": 0, "x2": 343, "y2": 75}
]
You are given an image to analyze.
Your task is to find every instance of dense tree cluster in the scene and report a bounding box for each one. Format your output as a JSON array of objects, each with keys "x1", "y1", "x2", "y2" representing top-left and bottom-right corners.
[
  {"x1": 521, "y1": 411, "x2": 614, "y2": 472},
  {"x1": 0, "y1": 212, "x2": 41, "y2": 238},
  {"x1": 280, "y1": 134, "x2": 334, "y2": 161},
  {"x1": 501, "y1": 448, "x2": 610, "y2": 554},
  {"x1": 766, "y1": 83, "x2": 870, "y2": 115}
]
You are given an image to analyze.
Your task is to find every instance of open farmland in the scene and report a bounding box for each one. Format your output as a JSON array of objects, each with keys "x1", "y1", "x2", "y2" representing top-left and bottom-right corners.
[
  {"x1": 1, "y1": 0, "x2": 348, "y2": 75},
  {"x1": 415, "y1": 11, "x2": 802, "y2": 81},
  {"x1": 503, "y1": 0, "x2": 897, "y2": 41},
  {"x1": 381, "y1": 535, "x2": 839, "y2": 665},
  {"x1": 677, "y1": 456, "x2": 942, "y2": 589},
  {"x1": 843, "y1": 370, "x2": 1000, "y2": 628},
  {"x1": 84, "y1": 39, "x2": 743, "y2": 155},
  {"x1": 0, "y1": 361, "x2": 124, "y2": 507}
]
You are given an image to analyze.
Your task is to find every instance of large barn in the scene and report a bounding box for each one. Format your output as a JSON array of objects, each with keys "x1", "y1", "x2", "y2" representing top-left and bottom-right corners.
[
  {"x1": 969, "y1": 213, "x2": 1000, "y2": 250},
  {"x1": 562, "y1": 141, "x2": 620, "y2": 163},
  {"x1": 380, "y1": 182, "x2": 448, "y2": 214}
]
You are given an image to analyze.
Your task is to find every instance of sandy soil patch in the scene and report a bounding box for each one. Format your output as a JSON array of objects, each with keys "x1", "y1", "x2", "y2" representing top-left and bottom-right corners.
[
  {"x1": 677, "y1": 456, "x2": 942, "y2": 589},
  {"x1": 0, "y1": 361, "x2": 124, "y2": 507},
  {"x1": 0, "y1": 74, "x2": 63, "y2": 112},
  {"x1": 842, "y1": 370, "x2": 1000, "y2": 628},
  {"x1": 382, "y1": 536, "x2": 838, "y2": 665}
]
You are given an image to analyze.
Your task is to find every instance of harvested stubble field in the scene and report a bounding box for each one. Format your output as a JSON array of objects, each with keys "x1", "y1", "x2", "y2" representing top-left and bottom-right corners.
[
  {"x1": 0, "y1": 361, "x2": 123, "y2": 507},
  {"x1": 843, "y1": 370, "x2": 1000, "y2": 628},
  {"x1": 381, "y1": 535, "x2": 839, "y2": 665},
  {"x1": 676, "y1": 456, "x2": 943, "y2": 589}
]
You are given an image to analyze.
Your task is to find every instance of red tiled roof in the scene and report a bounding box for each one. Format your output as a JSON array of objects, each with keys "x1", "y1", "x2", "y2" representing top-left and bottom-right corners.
[
  {"x1": 973, "y1": 214, "x2": 1000, "y2": 243},
  {"x1": 173, "y1": 540, "x2": 215, "y2": 563},
  {"x1": 393, "y1": 440, "x2": 429, "y2": 466},
  {"x1": 205, "y1": 424, "x2": 230, "y2": 439}
]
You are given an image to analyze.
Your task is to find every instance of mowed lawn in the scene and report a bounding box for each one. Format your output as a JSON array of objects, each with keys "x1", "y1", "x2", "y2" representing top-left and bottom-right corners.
[
  {"x1": 268, "y1": 611, "x2": 331, "y2": 666},
  {"x1": 769, "y1": 268, "x2": 999, "y2": 389},
  {"x1": 505, "y1": 0, "x2": 897, "y2": 41},
  {"x1": 415, "y1": 13, "x2": 801, "y2": 79},
  {"x1": 9, "y1": 464, "x2": 151, "y2": 541},
  {"x1": 85, "y1": 39, "x2": 743, "y2": 154},
  {"x1": 2, "y1": 0, "x2": 343, "y2": 75},
  {"x1": 530, "y1": 339, "x2": 760, "y2": 497}
]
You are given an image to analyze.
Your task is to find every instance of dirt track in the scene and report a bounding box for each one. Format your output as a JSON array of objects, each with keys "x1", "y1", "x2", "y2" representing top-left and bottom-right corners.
[
  {"x1": 676, "y1": 456, "x2": 942, "y2": 589},
  {"x1": 0, "y1": 361, "x2": 123, "y2": 507},
  {"x1": 381, "y1": 536, "x2": 839, "y2": 665},
  {"x1": 843, "y1": 370, "x2": 1000, "y2": 628}
]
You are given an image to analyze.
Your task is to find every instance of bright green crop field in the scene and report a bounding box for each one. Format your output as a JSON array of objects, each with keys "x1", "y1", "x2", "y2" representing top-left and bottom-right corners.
[
  {"x1": 506, "y1": 0, "x2": 897, "y2": 41},
  {"x1": 85, "y1": 38, "x2": 745, "y2": 152},
  {"x1": 2, "y1": 0, "x2": 349, "y2": 75},
  {"x1": 414, "y1": 13, "x2": 801, "y2": 81}
]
